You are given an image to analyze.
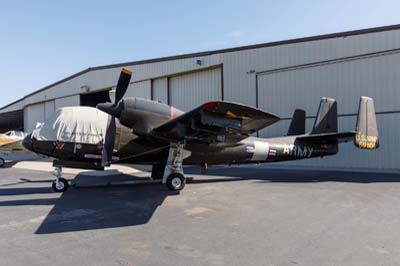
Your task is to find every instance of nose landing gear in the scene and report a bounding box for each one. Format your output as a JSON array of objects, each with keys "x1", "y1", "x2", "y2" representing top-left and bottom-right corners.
[{"x1": 52, "y1": 166, "x2": 69, "y2": 192}]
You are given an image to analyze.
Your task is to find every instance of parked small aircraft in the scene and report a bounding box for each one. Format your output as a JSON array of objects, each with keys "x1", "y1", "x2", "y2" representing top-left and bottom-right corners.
[
  {"x1": 23, "y1": 69, "x2": 379, "y2": 192},
  {"x1": 0, "y1": 131, "x2": 28, "y2": 167}
]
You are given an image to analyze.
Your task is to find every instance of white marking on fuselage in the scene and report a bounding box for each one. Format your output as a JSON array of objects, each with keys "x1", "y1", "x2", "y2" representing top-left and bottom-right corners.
[
  {"x1": 251, "y1": 141, "x2": 269, "y2": 161},
  {"x1": 282, "y1": 144, "x2": 314, "y2": 158}
]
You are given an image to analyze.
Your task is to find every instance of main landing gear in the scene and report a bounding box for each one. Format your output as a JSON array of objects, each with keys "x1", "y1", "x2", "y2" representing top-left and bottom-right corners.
[
  {"x1": 163, "y1": 143, "x2": 189, "y2": 191},
  {"x1": 49, "y1": 143, "x2": 190, "y2": 192},
  {"x1": 166, "y1": 173, "x2": 186, "y2": 191},
  {"x1": 52, "y1": 166, "x2": 69, "y2": 192}
]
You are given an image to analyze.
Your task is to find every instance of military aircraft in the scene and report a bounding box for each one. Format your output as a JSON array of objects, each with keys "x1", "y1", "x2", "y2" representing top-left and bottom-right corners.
[
  {"x1": 0, "y1": 130, "x2": 28, "y2": 167},
  {"x1": 23, "y1": 68, "x2": 379, "y2": 192}
]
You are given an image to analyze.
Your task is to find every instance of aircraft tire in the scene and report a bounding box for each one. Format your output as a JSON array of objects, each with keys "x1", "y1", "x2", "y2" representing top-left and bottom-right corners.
[
  {"x1": 52, "y1": 178, "x2": 69, "y2": 193},
  {"x1": 0, "y1": 158, "x2": 4, "y2": 168},
  {"x1": 166, "y1": 173, "x2": 186, "y2": 191}
]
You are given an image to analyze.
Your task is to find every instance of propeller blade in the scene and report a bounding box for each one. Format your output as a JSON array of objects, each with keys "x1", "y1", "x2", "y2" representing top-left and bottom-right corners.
[
  {"x1": 98, "y1": 68, "x2": 132, "y2": 166},
  {"x1": 102, "y1": 117, "x2": 116, "y2": 166},
  {"x1": 96, "y1": 68, "x2": 131, "y2": 117},
  {"x1": 115, "y1": 68, "x2": 132, "y2": 104}
]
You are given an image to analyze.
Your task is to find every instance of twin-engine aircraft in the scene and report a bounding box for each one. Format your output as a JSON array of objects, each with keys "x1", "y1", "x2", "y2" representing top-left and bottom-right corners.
[{"x1": 23, "y1": 69, "x2": 379, "y2": 192}]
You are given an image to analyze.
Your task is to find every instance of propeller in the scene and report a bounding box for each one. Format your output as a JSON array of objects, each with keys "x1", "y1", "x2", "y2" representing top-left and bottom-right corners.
[{"x1": 97, "y1": 68, "x2": 132, "y2": 166}]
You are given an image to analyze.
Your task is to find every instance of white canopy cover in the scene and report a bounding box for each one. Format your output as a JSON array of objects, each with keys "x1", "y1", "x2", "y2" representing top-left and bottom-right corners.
[{"x1": 32, "y1": 106, "x2": 110, "y2": 145}]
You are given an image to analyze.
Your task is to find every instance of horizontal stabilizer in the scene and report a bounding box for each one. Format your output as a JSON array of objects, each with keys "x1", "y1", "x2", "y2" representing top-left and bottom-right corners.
[
  {"x1": 297, "y1": 131, "x2": 356, "y2": 144},
  {"x1": 298, "y1": 96, "x2": 379, "y2": 150}
]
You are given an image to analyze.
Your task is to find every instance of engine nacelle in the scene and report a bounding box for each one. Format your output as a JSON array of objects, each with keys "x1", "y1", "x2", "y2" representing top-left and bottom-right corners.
[{"x1": 118, "y1": 97, "x2": 183, "y2": 135}]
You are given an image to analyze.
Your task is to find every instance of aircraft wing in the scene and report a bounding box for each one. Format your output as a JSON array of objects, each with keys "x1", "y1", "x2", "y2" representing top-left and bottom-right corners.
[
  {"x1": 151, "y1": 101, "x2": 280, "y2": 143},
  {"x1": 0, "y1": 139, "x2": 25, "y2": 152}
]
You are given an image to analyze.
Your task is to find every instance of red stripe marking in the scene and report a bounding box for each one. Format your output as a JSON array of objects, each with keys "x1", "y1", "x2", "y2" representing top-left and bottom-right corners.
[{"x1": 202, "y1": 101, "x2": 219, "y2": 111}]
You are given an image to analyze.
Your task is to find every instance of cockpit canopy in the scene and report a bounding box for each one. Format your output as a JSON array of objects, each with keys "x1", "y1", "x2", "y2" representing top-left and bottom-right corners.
[{"x1": 32, "y1": 106, "x2": 109, "y2": 145}]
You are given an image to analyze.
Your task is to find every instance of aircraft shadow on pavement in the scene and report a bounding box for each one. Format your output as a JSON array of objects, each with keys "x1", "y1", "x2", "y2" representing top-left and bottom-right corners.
[
  {"x1": 35, "y1": 184, "x2": 176, "y2": 234},
  {"x1": 185, "y1": 167, "x2": 400, "y2": 184},
  {"x1": 0, "y1": 172, "x2": 178, "y2": 234},
  {"x1": 38, "y1": 167, "x2": 400, "y2": 235},
  {"x1": 0, "y1": 167, "x2": 399, "y2": 234}
]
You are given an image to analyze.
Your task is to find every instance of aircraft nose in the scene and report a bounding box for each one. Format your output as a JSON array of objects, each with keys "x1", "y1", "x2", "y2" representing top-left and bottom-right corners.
[{"x1": 22, "y1": 134, "x2": 34, "y2": 152}]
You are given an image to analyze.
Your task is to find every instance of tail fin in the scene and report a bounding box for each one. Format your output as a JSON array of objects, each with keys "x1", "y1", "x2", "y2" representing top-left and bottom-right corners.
[
  {"x1": 311, "y1": 97, "x2": 337, "y2": 134},
  {"x1": 287, "y1": 109, "x2": 306, "y2": 136},
  {"x1": 354, "y1": 96, "x2": 379, "y2": 149}
]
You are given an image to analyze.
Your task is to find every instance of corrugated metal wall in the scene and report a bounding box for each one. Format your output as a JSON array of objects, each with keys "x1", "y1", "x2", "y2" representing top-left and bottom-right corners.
[
  {"x1": 4, "y1": 26, "x2": 400, "y2": 170},
  {"x1": 222, "y1": 29, "x2": 400, "y2": 107},
  {"x1": 24, "y1": 100, "x2": 57, "y2": 132},
  {"x1": 169, "y1": 68, "x2": 222, "y2": 111},
  {"x1": 125, "y1": 80, "x2": 151, "y2": 99},
  {"x1": 24, "y1": 95, "x2": 80, "y2": 132},
  {"x1": 152, "y1": 78, "x2": 168, "y2": 104},
  {"x1": 255, "y1": 50, "x2": 400, "y2": 170},
  {"x1": 24, "y1": 103, "x2": 45, "y2": 133},
  {"x1": 44, "y1": 101, "x2": 55, "y2": 121},
  {"x1": 0, "y1": 55, "x2": 221, "y2": 113},
  {"x1": 54, "y1": 95, "x2": 80, "y2": 110},
  {"x1": 256, "y1": 51, "x2": 400, "y2": 117}
]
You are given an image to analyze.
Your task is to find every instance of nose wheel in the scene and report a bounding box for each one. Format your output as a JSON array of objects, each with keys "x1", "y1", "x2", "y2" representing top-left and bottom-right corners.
[
  {"x1": 52, "y1": 166, "x2": 69, "y2": 192},
  {"x1": 166, "y1": 173, "x2": 186, "y2": 191},
  {"x1": 52, "y1": 177, "x2": 69, "y2": 192}
]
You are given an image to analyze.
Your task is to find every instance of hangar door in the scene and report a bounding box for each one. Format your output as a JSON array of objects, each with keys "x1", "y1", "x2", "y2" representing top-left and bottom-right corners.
[
  {"x1": 125, "y1": 80, "x2": 151, "y2": 99},
  {"x1": 24, "y1": 100, "x2": 55, "y2": 133},
  {"x1": 256, "y1": 51, "x2": 400, "y2": 170},
  {"x1": 256, "y1": 51, "x2": 400, "y2": 137},
  {"x1": 169, "y1": 67, "x2": 222, "y2": 111}
]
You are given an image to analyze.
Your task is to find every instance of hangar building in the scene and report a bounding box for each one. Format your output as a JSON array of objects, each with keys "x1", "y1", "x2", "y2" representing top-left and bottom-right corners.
[{"x1": 1, "y1": 25, "x2": 399, "y2": 171}]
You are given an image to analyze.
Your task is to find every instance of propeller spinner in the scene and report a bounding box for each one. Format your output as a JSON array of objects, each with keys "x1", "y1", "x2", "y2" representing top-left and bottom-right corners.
[{"x1": 97, "y1": 68, "x2": 132, "y2": 166}]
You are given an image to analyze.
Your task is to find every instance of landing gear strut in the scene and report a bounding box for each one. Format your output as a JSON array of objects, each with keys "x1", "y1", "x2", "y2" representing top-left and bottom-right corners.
[
  {"x1": 52, "y1": 166, "x2": 69, "y2": 192},
  {"x1": 201, "y1": 162, "x2": 208, "y2": 174},
  {"x1": 163, "y1": 143, "x2": 189, "y2": 191}
]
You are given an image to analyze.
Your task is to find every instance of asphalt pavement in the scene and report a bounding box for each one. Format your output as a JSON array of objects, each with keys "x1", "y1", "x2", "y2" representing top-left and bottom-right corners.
[{"x1": 1, "y1": 161, "x2": 400, "y2": 266}]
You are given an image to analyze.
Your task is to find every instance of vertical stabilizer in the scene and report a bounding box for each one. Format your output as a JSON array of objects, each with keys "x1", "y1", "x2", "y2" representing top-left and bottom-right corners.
[
  {"x1": 354, "y1": 96, "x2": 379, "y2": 149},
  {"x1": 287, "y1": 109, "x2": 306, "y2": 136},
  {"x1": 311, "y1": 97, "x2": 337, "y2": 134}
]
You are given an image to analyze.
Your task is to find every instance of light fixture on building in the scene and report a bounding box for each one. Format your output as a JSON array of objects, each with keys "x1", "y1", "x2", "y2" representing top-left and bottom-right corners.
[{"x1": 81, "y1": 85, "x2": 91, "y2": 92}]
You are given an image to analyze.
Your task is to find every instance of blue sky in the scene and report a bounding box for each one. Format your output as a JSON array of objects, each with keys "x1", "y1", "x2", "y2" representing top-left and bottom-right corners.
[{"x1": 0, "y1": 0, "x2": 399, "y2": 107}]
